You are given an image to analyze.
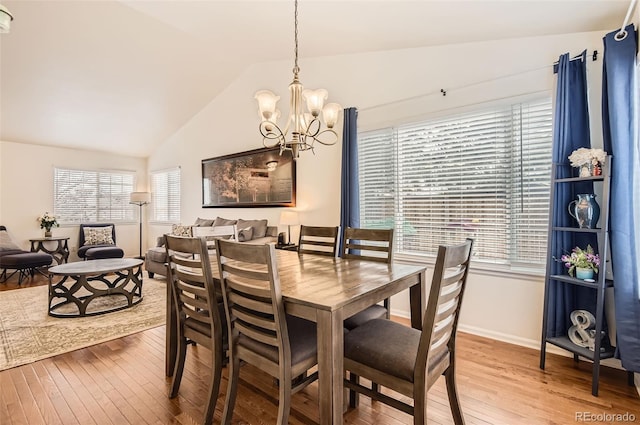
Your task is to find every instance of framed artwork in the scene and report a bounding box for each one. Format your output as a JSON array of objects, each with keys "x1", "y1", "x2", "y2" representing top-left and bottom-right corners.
[{"x1": 202, "y1": 147, "x2": 296, "y2": 208}]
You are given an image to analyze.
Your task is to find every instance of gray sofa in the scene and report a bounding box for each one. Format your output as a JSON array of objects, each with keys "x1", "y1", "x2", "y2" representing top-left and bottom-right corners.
[{"x1": 145, "y1": 217, "x2": 278, "y2": 278}]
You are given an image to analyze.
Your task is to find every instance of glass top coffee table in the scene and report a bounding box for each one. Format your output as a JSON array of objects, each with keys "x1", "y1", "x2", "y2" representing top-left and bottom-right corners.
[{"x1": 48, "y1": 258, "x2": 144, "y2": 317}]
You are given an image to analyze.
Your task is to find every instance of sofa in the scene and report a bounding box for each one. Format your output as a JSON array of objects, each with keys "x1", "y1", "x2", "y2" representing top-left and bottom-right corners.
[{"x1": 145, "y1": 217, "x2": 278, "y2": 278}]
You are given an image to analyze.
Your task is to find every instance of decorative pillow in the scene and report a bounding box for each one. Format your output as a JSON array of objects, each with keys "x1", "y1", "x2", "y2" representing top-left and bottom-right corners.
[
  {"x1": 213, "y1": 217, "x2": 237, "y2": 226},
  {"x1": 237, "y1": 227, "x2": 254, "y2": 242},
  {"x1": 0, "y1": 230, "x2": 20, "y2": 251},
  {"x1": 236, "y1": 219, "x2": 268, "y2": 239},
  {"x1": 193, "y1": 217, "x2": 214, "y2": 227},
  {"x1": 171, "y1": 224, "x2": 192, "y2": 237},
  {"x1": 83, "y1": 226, "x2": 115, "y2": 246}
]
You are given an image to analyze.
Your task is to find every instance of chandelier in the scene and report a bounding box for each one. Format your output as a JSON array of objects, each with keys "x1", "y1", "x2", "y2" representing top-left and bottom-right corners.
[
  {"x1": 0, "y1": 4, "x2": 13, "y2": 34},
  {"x1": 255, "y1": 0, "x2": 341, "y2": 159}
]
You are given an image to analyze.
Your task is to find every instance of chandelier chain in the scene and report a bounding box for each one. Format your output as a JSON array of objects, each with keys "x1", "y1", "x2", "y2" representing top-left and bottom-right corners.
[{"x1": 293, "y1": 0, "x2": 299, "y2": 75}]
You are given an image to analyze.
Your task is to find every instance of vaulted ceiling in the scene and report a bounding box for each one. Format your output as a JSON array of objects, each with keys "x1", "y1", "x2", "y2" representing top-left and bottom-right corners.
[{"x1": 0, "y1": 1, "x2": 629, "y2": 157}]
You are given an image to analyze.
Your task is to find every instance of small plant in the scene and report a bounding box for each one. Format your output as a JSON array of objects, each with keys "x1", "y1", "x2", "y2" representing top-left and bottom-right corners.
[
  {"x1": 37, "y1": 212, "x2": 59, "y2": 231},
  {"x1": 559, "y1": 245, "x2": 600, "y2": 277}
]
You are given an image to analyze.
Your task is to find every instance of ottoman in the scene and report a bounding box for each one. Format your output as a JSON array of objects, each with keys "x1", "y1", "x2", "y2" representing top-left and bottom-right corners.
[
  {"x1": 85, "y1": 246, "x2": 125, "y2": 260},
  {"x1": 0, "y1": 252, "x2": 53, "y2": 284}
]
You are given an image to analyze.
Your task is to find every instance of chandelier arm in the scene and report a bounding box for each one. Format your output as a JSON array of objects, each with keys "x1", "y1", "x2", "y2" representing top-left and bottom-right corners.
[{"x1": 310, "y1": 129, "x2": 339, "y2": 146}]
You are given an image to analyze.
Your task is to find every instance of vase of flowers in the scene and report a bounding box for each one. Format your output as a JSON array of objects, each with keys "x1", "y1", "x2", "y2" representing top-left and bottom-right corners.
[
  {"x1": 38, "y1": 212, "x2": 59, "y2": 237},
  {"x1": 568, "y1": 148, "x2": 607, "y2": 177},
  {"x1": 559, "y1": 245, "x2": 600, "y2": 280}
]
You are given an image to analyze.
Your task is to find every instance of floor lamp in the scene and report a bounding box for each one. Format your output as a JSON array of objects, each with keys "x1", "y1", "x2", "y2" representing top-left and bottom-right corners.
[{"x1": 130, "y1": 191, "x2": 151, "y2": 259}]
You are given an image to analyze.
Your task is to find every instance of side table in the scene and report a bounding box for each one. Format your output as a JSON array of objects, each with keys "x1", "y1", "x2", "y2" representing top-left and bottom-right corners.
[{"x1": 30, "y1": 237, "x2": 70, "y2": 265}]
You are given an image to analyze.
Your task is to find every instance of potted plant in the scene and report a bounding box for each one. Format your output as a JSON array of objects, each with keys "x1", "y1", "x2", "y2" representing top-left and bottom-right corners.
[
  {"x1": 568, "y1": 148, "x2": 607, "y2": 177},
  {"x1": 559, "y1": 245, "x2": 600, "y2": 280},
  {"x1": 38, "y1": 212, "x2": 59, "y2": 237}
]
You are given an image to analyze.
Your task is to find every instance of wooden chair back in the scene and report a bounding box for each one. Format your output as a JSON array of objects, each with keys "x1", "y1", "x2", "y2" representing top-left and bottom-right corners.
[
  {"x1": 417, "y1": 238, "x2": 474, "y2": 387},
  {"x1": 215, "y1": 239, "x2": 290, "y2": 375},
  {"x1": 165, "y1": 235, "x2": 223, "y2": 348},
  {"x1": 297, "y1": 225, "x2": 339, "y2": 257},
  {"x1": 341, "y1": 227, "x2": 394, "y2": 263}
]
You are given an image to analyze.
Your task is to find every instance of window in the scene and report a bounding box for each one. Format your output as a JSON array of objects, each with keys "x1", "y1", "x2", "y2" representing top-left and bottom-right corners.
[
  {"x1": 150, "y1": 167, "x2": 181, "y2": 223},
  {"x1": 54, "y1": 168, "x2": 136, "y2": 224},
  {"x1": 358, "y1": 98, "x2": 553, "y2": 268}
]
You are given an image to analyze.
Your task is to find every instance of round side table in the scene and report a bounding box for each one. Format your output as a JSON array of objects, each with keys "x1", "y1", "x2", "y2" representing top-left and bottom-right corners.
[{"x1": 30, "y1": 237, "x2": 70, "y2": 265}]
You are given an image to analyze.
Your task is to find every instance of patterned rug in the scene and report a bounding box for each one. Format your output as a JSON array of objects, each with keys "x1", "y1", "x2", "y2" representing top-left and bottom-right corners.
[{"x1": 0, "y1": 277, "x2": 166, "y2": 371}]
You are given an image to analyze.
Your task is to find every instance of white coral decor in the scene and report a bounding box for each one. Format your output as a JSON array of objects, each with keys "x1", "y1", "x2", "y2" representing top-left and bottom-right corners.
[{"x1": 568, "y1": 148, "x2": 607, "y2": 167}]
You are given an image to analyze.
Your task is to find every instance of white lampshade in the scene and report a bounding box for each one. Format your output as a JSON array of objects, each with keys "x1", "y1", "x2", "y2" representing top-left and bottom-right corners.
[
  {"x1": 130, "y1": 191, "x2": 151, "y2": 204},
  {"x1": 0, "y1": 4, "x2": 13, "y2": 34},
  {"x1": 280, "y1": 210, "x2": 299, "y2": 226},
  {"x1": 255, "y1": 90, "x2": 280, "y2": 121},
  {"x1": 322, "y1": 103, "x2": 342, "y2": 128},
  {"x1": 302, "y1": 89, "x2": 328, "y2": 117}
]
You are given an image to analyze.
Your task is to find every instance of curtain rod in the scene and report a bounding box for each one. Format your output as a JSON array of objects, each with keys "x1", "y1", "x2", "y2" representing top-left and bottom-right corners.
[{"x1": 616, "y1": 0, "x2": 637, "y2": 41}]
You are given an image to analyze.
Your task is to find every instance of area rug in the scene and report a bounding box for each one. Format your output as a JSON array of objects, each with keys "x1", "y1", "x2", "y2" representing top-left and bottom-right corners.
[{"x1": 0, "y1": 277, "x2": 166, "y2": 371}]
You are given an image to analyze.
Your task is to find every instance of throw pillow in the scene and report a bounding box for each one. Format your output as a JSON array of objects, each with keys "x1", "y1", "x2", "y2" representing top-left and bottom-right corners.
[
  {"x1": 83, "y1": 226, "x2": 115, "y2": 246},
  {"x1": 236, "y1": 219, "x2": 268, "y2": 239},
  {"x1": 171, "y1": 224, "x2": 192, "y2": 237},
  {"x1": 237, "y1": 227, "x2": 254, "y2": 242},
  {"x1": 0, "y1": 230, "x2": 20, "y2": 251},
  {"x1": 213, "y1": 217, "x2": 237, "y2": 226},
  {"x1": 194, "y1": 217, "x2": 214, "y2": 227}
]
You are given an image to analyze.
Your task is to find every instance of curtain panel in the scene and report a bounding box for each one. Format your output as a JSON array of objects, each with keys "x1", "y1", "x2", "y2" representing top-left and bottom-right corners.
[
  {"x1": 602, "y1": 24, "x2": 640, "y2": 372},
  {"x1": 339, "y1": 107, "x2": 360, "y2": 255}
]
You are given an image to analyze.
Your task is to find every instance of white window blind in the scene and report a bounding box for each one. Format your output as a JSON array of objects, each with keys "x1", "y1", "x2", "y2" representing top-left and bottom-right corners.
[
  {"x1": 54, "y1": 168, "x2": 136, "y2": 224},
  {"x1": 151, "y1": 167, "x2": 181, "y2": 223},
  {"x1": 358, "y1": 98, "x2": 553, "y2": 267}
]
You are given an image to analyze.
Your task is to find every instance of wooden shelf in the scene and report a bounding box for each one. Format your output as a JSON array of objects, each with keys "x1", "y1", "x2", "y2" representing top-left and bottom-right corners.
[
  {"x1": 549, "y1": 274, "x2": 613, "y2": 289},
  {"x1": 555, "y1": 175, "x2": 604, "y2": 183},
  {"x1": 546, "y1": 336, "x2": 615, "y2": 361},
  {"x1": 552, "y1": 227, "x2": 601, "y2": 233}
]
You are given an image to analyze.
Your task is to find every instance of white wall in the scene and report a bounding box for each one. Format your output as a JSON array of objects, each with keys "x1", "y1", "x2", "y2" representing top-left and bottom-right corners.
[
  {"x1": 151, "y1": 30, "x2": 608, "y2": 348},
  {"x1": 0, "y1": 141, "x2": 147, "y2": 260}
]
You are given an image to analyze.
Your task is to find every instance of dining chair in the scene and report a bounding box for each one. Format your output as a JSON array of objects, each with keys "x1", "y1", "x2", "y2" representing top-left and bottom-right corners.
[
  {"x1": 297, "y1": 225, "x2": 339, "y2": 256},
  {"x1": 343, "y1": 238, "x2": 474, "y2": 425},
  {"x1": 214, "y1": 239, "x2": 318, "y2": 425},
  {"x1": 165, "y1": 235, "x2": 227, "y2": 425},
  {"x1": 341, "y1": 227, "x2": 394, "y2": 330}
]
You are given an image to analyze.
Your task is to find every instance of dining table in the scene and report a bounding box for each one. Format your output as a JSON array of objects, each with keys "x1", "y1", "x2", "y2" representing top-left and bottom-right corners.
[{"x1": 164, "y1": 249, "x2": 427, "y2": 425}]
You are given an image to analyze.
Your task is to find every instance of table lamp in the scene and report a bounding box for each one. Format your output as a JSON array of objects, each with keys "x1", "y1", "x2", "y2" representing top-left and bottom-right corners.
[
  {"x1": 130, "y1": 191, "x2": 151, "y2": 259},
  {"x1": 279, "y1": 211, "x2": 299, "y2": 245}
]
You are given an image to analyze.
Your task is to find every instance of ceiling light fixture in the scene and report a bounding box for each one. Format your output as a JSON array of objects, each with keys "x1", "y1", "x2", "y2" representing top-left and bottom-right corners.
[
  {"x1": 0, "y1": 4, "x2": 13, "y2": 34},
  {"x1": 255, "y1": 0, "x2": 341, "y2": 160},
  {"x1": 266, "y1": 160, "x2": 278, "y2": 171}
]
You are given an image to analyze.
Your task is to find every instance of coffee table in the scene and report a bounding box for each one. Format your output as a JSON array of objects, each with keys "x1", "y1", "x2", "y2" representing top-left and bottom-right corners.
[{"x1": 48, "y1": 258, "x2": 144, "y2": 317}]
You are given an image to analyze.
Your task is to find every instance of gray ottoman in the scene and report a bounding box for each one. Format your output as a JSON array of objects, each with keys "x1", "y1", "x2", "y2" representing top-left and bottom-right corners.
[
  {"x1": 85, "y1": 246, "x2": 125, "y2": 260},
  {"x1": 0, "y1": 252, "x2": 53, "y2": 284}
]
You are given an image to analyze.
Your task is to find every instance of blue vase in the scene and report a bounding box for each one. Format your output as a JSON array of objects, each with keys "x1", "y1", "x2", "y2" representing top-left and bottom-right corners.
[
  {"x1": 575, "y1": 267, "x2": 594, "y2": 280},
  {"x1": 568, "y1": 194, "x2": 600, "y2": 229}
]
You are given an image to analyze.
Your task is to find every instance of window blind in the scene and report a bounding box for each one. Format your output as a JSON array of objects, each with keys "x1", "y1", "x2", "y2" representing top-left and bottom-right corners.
[
  {"x1": 150, "y1": 167, "x2": 181, "y2": 223},
  {"x1": 358, "y1": 98, "x2": 553, "y2": 267},
  {"x1": 54, "y1": 168, "x2": 136, "y2": 224}
]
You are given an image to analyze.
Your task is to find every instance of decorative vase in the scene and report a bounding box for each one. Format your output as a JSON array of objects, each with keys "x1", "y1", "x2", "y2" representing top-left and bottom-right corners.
[
  {"x1": 44, "y1": 229, "x2": 52, "y2": 238},
  {"x1": 575, "y1": 267, "x2": 594, "y2": 280},
  {"x1": 578, "y1": 163, "x2": 593, "y2": 177},
  {"x1": 568, "y1": 194, "x2": 600, "y2": 229}
]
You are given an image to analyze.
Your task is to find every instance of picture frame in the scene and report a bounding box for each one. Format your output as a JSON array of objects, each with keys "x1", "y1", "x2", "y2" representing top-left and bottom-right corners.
[{"x1": 202, "y1": 147, "x2": 296, "y2": 208}]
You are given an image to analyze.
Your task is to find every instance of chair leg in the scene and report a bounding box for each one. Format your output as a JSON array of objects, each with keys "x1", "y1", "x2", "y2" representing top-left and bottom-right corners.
[
  {"x1": 349, "y1": 373, "x2": 359, "y2": 408},
  {"x1": 276, "y1": 370, "x2": 292, "y2": 425},
  {"x1": 445, "y1": 366, "x2": 465, "y2": 425},
  {"x1": 222, "y1": 354, "x2": 240, "y2": 425},
  {"x1": 169, "y1": 337, "x2": 187, "y2": 398},
  {"x1": 203, "y1": 346, "x2": 224, "y2": 425}
]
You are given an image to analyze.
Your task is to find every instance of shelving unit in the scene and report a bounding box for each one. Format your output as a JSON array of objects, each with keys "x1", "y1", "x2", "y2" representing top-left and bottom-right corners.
[{"x1": 539, "y1": 157, "x2": 613, "y2": 396}]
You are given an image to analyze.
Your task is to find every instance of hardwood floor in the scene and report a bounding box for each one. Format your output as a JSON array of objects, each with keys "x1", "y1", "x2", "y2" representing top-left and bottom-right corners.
[{"x1": 1, "y1": 274, "x2": 638, "y2": 424}]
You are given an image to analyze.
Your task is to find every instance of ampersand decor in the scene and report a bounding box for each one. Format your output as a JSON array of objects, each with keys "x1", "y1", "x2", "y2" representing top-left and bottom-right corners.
[{"x1": 568, "y1": 310, "x2": 598, "y2": 350}]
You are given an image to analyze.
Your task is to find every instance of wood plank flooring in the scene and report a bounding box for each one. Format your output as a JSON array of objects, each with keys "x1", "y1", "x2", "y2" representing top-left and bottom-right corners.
[{"x1": 1, "y1": 274, "x2": 638, "y2": 424}]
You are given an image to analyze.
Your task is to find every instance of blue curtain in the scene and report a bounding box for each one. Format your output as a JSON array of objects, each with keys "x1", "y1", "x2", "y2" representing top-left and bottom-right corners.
[
  {"x1": 339, "y1": 107, "x2": 360, "y2": 255},
  {"x1": 602, "y1": 25, "x2": 640, "y2": 372},
  {"x1": 547, "y1": 51, "x2": 598, "y2": 337}
]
